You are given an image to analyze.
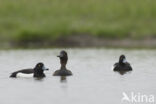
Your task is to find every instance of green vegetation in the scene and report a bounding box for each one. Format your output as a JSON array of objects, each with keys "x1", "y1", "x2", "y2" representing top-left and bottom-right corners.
[{"x1": 0, "y1": 0, "x2": 156, "y2": 45}]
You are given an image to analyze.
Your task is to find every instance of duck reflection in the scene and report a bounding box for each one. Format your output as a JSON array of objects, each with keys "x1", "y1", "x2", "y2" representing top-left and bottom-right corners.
[
  {"x1": 34, "y1": 77, "x2": 45, "y2": 81},
  {"x1": 115, "y1": 70, "x2": 132, "y2": 75},
  {"x1": 60, "y1": 76, "x2": 67, "y2": 82}
]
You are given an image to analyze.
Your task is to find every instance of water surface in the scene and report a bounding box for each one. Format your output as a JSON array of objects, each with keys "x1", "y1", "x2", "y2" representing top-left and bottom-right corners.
[{"x1": 0, "y1": 48, "x2": 155, "y2": 104}]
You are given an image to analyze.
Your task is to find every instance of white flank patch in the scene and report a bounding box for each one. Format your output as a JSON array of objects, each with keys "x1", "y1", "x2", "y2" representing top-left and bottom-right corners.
[
  {"x1": 111, "y1": 65, "x2": 115, "y2": 70},
  {"x1": 16, "y1": 73, "x2": 33, "y2": 78}
]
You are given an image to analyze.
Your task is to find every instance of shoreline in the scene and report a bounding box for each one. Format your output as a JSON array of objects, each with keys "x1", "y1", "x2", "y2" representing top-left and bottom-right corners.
[{"x1": 0, "y1": 35, "x2": 156, "y2": 49}]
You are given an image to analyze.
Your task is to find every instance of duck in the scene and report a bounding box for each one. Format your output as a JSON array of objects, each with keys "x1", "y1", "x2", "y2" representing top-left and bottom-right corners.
[
  {"x1": 113, "y1": 55, "x2": 132, "y2": 72},
  {"x1": 53, "y1": 50, "x2": 72, "y2": 76},
  {"x1": 10, "y1": 62, "x2": 49, "y2": 78}
]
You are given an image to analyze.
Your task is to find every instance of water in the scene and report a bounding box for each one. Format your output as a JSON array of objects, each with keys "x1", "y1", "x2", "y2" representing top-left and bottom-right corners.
[{"x1": 0, "y1": 48, "x2": 156, "y2": 104}]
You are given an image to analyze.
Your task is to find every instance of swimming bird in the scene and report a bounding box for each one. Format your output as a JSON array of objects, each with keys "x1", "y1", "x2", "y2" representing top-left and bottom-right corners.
[
  {"x1": 53, "y1": 50, "x2": 72, "y2": 76},
  {"x1": 113, "y1": 55, "x2": 132, "y2": 73},
  {"x1": 10, "y1": 62, "x2": 49, "y2": 78}
]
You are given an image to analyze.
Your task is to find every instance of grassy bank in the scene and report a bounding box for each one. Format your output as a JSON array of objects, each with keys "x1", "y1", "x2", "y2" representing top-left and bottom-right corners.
[{"x1": 0, "y1": 0, "x2": 156, "y2": 47}]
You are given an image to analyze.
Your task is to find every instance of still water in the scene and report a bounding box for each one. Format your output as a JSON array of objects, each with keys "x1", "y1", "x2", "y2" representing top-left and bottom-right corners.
[{"x1": 0, "y1": 48, "x2": 155, "y2": 104}]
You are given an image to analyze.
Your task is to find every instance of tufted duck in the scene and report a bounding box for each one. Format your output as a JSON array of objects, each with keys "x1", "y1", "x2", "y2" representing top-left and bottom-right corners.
[
  {"x1": 53, "y1": 50, "x2": 72, "y2": 76},
  {"x1": 10, "y1": 62, "x2": 49, "y2": 78},
  {"x1": 113, "y1": 55, "x2": 132, "y2": 73}
]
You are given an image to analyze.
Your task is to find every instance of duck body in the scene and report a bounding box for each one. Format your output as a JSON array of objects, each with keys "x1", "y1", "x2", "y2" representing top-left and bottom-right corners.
[
  {"x1": 53, "y1": 69, "x2": 72, "y2": 76},
  {"x1": 113, "y1": 62, "x2": 132, "y2": 71},
  {"x1": 10, "y1": 63, "x2": 49, "y2": 78}
]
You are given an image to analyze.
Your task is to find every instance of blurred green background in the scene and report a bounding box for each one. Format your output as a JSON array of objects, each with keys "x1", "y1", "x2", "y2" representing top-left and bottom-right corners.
[{"x1": 0, "y1": 0, "x2": 156, "y2": 48}]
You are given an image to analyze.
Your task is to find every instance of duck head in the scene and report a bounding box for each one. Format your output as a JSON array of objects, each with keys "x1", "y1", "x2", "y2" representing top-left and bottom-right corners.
[
  {"x1": 57, "y1": 50, "x2": 68, "y2": 69},
  {"x1": 35, "y1": 63, "x2": 49, "y2": 71},
  {"x1": 119, "y1": 55, "x2": 127, "y2": 64},
  {"x1": 34, "y1": 62, "x2": 49, "y2": 77}
]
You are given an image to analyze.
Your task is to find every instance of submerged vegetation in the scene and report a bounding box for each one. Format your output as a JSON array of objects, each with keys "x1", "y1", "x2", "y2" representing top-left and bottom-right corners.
[{"x1": 0, "y1": 0, "x2": 156, "y2": 47}]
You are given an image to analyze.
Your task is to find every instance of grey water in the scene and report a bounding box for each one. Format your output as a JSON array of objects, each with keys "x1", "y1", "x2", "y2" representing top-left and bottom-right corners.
[{"x1": 0, "y1": 48, "x2": 155, "y2": 104}]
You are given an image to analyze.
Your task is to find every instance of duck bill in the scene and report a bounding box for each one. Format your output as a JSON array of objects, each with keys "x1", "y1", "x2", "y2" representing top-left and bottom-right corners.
[
  {"x1": 123, "y1": 58, "x2": 127, "y2": 63},
  {"x1": 57, "y1": 54, "x2": 63, "y2": 58},
  {"x1": 42, "y1": 66, "x2": 49, "y2": 71}
]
